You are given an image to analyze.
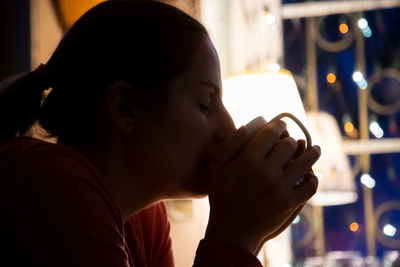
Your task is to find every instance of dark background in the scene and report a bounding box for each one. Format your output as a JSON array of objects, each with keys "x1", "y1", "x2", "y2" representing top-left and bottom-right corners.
[
  {"x1": 0, "y1": 0, "x2": 31, "y2": 81},
  {"x1": 283, "y1": 0, "x2": 400, "y2": 261}
]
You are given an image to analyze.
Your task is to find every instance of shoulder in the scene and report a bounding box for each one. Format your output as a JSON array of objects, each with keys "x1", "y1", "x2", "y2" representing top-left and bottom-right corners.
[
  {"x1": 0, "y1": 137, "x2": 122, "y2": 226},
  {"x1": 0, "y1": 138, "x2": 130, "y2": 266},
  {"x1": 1, "y1": 137, "x2": 109, "y2": 190},
  {"x1": 0, "y1": 137, "x2": 99, "y2": 180},
  {"x1": 126, "y1": 202, "x2": 173, "y2": 267}
]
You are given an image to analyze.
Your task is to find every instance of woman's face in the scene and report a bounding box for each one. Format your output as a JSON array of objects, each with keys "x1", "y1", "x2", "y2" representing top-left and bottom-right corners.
[{"x1": 128, "y1": 38, "x2": 235, "y2": 198}]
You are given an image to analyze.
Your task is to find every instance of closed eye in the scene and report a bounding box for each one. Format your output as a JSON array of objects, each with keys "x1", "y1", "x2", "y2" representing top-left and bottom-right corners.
[
  {"x1": 197, "y1": 92, "x2": 211, "y2": 113},
  {"x1": 198, "y1": 102, "x2": 210, "y2": 113}
]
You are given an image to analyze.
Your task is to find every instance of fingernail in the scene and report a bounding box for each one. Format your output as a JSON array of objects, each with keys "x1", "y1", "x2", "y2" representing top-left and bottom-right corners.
[{"x1": 314, "y1": 145, "x2": 321, "y2": 154}]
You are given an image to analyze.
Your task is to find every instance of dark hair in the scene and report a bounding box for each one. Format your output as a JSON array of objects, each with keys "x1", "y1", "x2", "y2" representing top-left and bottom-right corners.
[{"x1": 0, "y1": 0, "x2": 208, "y2": 143}]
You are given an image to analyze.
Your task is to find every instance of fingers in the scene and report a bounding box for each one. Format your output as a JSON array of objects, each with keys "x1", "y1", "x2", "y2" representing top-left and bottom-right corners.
[
  {"x1": 258, "y1": 203, "x2": 305, "y2": 247},
  {"x1": 294, "y1": 139, "x2": 306, "y2": 158},
  {"x1": 280, "y1": 129, "x2": 290, "y2": 139},
  {"x1": 293, "y1": 172, "x2": 319, "y2": 203},
  {"x1": 265, "y1": 137, "x2": 298, "y2": 169},
  {"x1": 285, "y1": 145, "x2": 321, "y2": 184},
  {"x1": 241, "y1": 120, "x2": 287, "y2": 162}
]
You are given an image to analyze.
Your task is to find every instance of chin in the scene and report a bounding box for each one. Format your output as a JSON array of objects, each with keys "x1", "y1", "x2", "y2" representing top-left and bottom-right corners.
[{"x1": 184, "y1": 178, "x2": 209, "y2": 197}]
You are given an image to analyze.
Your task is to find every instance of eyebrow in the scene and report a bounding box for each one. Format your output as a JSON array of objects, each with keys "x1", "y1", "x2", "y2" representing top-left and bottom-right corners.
[{"x1": 199, "y1": 81, "x2": 221, "y2": 97}]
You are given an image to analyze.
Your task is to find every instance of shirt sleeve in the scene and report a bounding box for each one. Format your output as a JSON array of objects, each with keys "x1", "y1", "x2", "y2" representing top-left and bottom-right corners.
[
  {"x1": 1, "y1": 151, "x2": 133, "y2": 267},
  {"x1": 125, "y1": 202, "x2": 175, "y2": 267},
  {"x1": 193, "y1": 238, "x2": 263, "y2": 267}
]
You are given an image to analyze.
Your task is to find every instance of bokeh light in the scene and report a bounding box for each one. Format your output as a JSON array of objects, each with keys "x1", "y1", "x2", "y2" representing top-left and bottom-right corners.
[
  {"x1": 360, "y1": 173, "x2": 376, "y2": 189},
  {"x1": 350, "y1": 222, "x2": 359, "y2": 232},
  {"x1": 292, "y1": 215, "x2": 301, "y2": 224},
  {"x1": 369, "y1": 121, "x2": 384, "y2": 138},
  {"x1": 344, "y1": 122, "x2": 354, "y2": 133},
  {"x1": 264, "y1": 12, "x2": 276, "y2": 25},
  {"x1": 352, "y1": 71, "x2": 363, "y2": 83},
  {"x1": 339, "y1": 23, "x2": 349, "y2": 34},
  {"x1": 357, "y1": 18, "x2": 368, "y2": 30},
  {"x1": 383, "y1": 224, "x2": 397, "y2": 237},
  {"x1": 327, "y1": 73, "x2": 336, "y2": 84}
]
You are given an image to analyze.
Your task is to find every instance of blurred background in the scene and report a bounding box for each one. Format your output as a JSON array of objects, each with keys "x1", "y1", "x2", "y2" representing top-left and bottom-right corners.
[{"x1": 1, "y1": 0, "x2": 399, "y2": 266}]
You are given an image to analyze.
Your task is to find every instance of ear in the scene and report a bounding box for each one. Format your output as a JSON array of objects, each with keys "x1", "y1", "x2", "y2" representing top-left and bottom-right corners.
[{"x1": 105, "y1": 80, "x2": 137, "y2": 134}]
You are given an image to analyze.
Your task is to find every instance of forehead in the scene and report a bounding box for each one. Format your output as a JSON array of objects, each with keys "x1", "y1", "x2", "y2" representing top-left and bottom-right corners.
[
  {"x1": 192, "y1": 39, "x2": 221, "y2": 84},
  {"x1": 172, "y1": 39, "x2": 221, "y2": 87}
]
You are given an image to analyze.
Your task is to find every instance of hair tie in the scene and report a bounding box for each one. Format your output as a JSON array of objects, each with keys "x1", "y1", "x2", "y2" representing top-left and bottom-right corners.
[{"x1": 33, "y1": 63, "x2": 51, "y2": 91}]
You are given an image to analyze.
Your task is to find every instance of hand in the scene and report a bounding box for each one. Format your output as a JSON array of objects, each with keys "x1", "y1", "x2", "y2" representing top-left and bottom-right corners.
[
  {"x1": 205, "y1": 120, "x2": 321, "y2": 255},
  {"x1": 253, "y1": 139, "x2": 315, "y2": 254}
]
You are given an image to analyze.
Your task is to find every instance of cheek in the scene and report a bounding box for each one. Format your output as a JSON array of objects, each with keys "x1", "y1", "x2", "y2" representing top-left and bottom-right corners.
[
  {"x1": 148, "y1": 118, "x2": 209, "y2": 171},
  {"x1": 160, "y1": 117, "x2": 211, "y2": 181}
]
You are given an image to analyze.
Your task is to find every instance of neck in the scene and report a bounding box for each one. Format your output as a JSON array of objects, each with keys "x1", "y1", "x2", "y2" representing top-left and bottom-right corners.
[{"x1": 59, "y1": 138, "x2": 161, "y2": 222}]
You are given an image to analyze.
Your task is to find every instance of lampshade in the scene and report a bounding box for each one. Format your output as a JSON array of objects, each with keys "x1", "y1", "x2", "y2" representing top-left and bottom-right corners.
[
  {"x1": 222, "y1": 70, "x2": 358, "y2": 206},
  {"x1": 222, "y1": 70, "x2": 308, "y2": 140},
  {"x1": 223, "y1": 70, "x2": 304, "y2": 266},
  {"x1": 306, "y1": 111, "x2": 358, "y2": 206}
]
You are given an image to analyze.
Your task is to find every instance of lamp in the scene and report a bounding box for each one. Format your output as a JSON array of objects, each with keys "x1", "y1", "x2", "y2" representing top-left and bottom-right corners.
[
  {"x1": 223, "y1": 69, "x2": 304, "y2": 266},
  {"x1": 222, "y1": 70, "x2": 358, "y2": 206},
  {"x1": 306, "y1": 111, "x2": 358, "y2": 206},
  {"x1": 222, "y1": 70, "x2": 309, "y2": 140}
]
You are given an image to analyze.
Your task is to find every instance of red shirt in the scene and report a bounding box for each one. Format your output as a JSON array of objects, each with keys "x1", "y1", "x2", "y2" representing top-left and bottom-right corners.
[{"x1": 0, "y1": 137, "x2": 261, "y2": 267}]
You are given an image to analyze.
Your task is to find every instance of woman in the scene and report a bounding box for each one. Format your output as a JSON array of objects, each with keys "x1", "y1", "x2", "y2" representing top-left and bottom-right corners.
[{"x1": 0, "y1": 1, "x2": 321, "y2": 266}]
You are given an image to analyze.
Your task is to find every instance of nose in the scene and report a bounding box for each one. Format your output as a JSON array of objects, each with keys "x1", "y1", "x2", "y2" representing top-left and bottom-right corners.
[{"x1": 214, "y1": 104, "x2": 236, "y2": 143}]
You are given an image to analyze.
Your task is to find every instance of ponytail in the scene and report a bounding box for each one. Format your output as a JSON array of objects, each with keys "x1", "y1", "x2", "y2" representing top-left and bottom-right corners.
[{"x1": 0, "y1": 64, "x2": 49, "y2": 143}]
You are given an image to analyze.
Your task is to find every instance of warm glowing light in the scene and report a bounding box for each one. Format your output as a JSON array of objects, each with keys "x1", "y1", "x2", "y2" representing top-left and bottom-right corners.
[
  {"x1": 383, "y1": 224, "x2": 397, "y2": 237},
  {"x1": 223, "y1": 71, "x2": 308, "y2": 140},
  {"x1": 58, "y1": 0, "x2": 106, "y2": 29},
  {"x1": 344, "y1": 122, "x2": 354, "y2": 133},
  {"x1": 327, "y1": 73, "x2": 336, "y2": 84},
  {"x1": 264, "y1": 12, "x2": 276, "y2": 25},
  {"x1": 350, "y1": 222, "x2": 359, "y2": 232},
  {"x1": 339, "y1": 23, "x2": 349, "y2": 34},
  {"x1": 268, "y1": 63, "x2": 280, "y2": 73},
  {"x1": 360, "y1": 173, "x2": 376, "y2": 189}
]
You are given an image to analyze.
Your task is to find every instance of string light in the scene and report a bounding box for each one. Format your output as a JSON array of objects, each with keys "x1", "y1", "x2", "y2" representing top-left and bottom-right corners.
[
  {"x1": 357, "y1": 18, "x2": 372, "y2": 38},
  {"x1": 358, "y1": 18, "x2": 368, "y2": 29},
  {"x1": 352, "y1": 71, "x2": 363, "y2": 83},
  {"x1": 360, "y1": 173, "x2": 376, "y2": 189},
  {"x1": 339, "y1": 23, "x2": 349, "y2": 34},
  {"x1": 344, "y1": 122, "x2": 354, "y2": 133},
  {"x1": 350, "y1": 222, "x2": 359, "y2": 232},
  {"x1": 326, "y1": 73, "x2": 336, "y2": 83},
  {"x1": 369, "y1": 121, "x2": 384, "y2": 138},
  {"x1": 352, "y1": 71, "x2": 368, "y2": 89},
  {"x1": 383, "y1": 224, "x2": 397, "y2": 237}
]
